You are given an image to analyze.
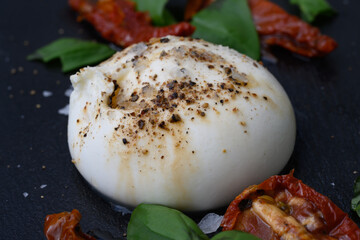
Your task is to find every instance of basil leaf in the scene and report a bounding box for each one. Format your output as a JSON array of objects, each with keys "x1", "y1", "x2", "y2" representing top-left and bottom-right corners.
[
  {"x1": 27, "y1": 38, "x2": 115, "y2": 72},
  {"x1": 211, "y1": 231, "x2": 261, "y2": 240},
  {"x1": 60, "y1": 44, "x2": 115, "y2": 72},
  {"x1": 132, "y1": 0, "x2": 176, "y2": 26},
  {"x1": 191, "y1": 0, "x2": 260, "y2": 60},
  {"x1": 290, "y1": 0, "x2": 336, "y2": 23},
  {"x1": 351, "y1": 176, "x2": 360, "y2": 217},
  {"x1": 127, "y1": 204, "x2": 209, "y2": 240}
]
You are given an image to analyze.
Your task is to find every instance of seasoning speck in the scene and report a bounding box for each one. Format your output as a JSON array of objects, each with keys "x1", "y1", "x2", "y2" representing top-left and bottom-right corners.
[
  {"x1": 138, "y1": 119, "x2": 145, "y2": 129},
  {"x1": 170, "y1": 114, "x2": 181, "y2": 123},
  {"x1": 42, "y1": 90, "x2": 53, "y2": 97},
  {"x1": 58, "y1": 104, "x2": 69, "y2": 115},
  {"x1": 23, "y1": 192, "x2": 29, "y2": 198},
  {"x1": 160, "y1": 37, "x2": 170, "y2": 43},
  {"x1": 122, "y1": 138, "x2": 129, "y2": 144}
]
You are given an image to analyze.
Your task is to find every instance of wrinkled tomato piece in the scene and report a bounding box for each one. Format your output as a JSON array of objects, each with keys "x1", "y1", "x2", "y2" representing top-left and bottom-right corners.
[
  {"x1": 221, "y1": 172, "x2": 360, "y2": 240},
  {"x1": 44, "y1": 209, "x2": 95, "y2": 240},
  {"x1": 248, "y1": 0, "x2": 337, "y2": 57},
  {"x1": 185, "y1": 0, "x2": 337, "y2": 57},
  {"x1": 69, "y1": 0, "x2": 195, "y2": 47}
]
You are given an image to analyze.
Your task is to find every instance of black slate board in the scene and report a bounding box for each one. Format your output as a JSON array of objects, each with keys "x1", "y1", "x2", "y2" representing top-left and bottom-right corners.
[{"x1": 1, "y1": 0, "x2": 359, "y2": 239}]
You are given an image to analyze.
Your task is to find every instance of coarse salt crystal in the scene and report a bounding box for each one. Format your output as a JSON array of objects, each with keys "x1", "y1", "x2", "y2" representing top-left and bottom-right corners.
[
  {"x1": 58, "y1": 104, "x2": 69, "y2": 115},
  {"x1": 198, "y1": 213, "x2": 223, "y2": 234},
  {"x1": 110, "y1": 203, "x2": 132, "y2": 216},
  {"x1": 23, "y1": 192, "x2": 29, "y2": 198},
  {"x1": 40, "y1": 184, "x2": 47, "y2": 189},
  {"x1": 65, "y1": 86, "x2": 73, "y2": 97},
  {"x1": 42, "y1": 90, "x2": 53, "y2": 97}
]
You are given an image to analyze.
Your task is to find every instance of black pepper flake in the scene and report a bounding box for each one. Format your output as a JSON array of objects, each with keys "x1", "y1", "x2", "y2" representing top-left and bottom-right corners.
[
  {"x1": 220, "y1": 83, "x2": 226, "y2": 89},
  {"x1": 238, "y1": 199, "x2": 252, "y2": 211},
  {"x1": 208, "y1": 64, "x2": 214, "y2": 69},
  {"x1": 186, "y1": 98, "x2": 195, "y2": 104},
  {"x1": 170, "y1": 114, "x2": 181, "y2": 123},
  {"x1": 207, "y1": 83, "x2": 213, "y2": 87},
  {"x1": 263, "y1": 96, "x2": 268, "y2": 101},
  {"x1": 168, "y1": 92, "x2": 178, "y2": 100},
  {"x1": 130, "y1": 92, "x2": 139, "y2": 102},
  {"x1": 224, "y1": 67, "x2": 232, "y2": 75},
  {"x1": 160, "y1": 50, "x2": 167, "y2": 57},
  {"x1": 158, "y1": 121, "x2": 166, "y2": 129},
  {"x1": 197, "y1": 110, "x2": 206, "y2": 117},
  {"x1": 220, "y1": 99, "x2": 224, "y2": 105},
  {"x1": 179, "y1": 93, "x2": 185, "y2": 99},
  {"x1": 166, "y1": 80, "x2": 177, "y2": 90},
  {"x1": 122, "y1": 138, "x2": 129, "y2": 144},
  {"x1": 138, "y1": 120, "x2": 145, "y2": 129},
  {"x1": 179, "y1": 81, "x2": 188, "y2": 89},
  {"x1": 189, "y1": 81, "x2": 196, "y2": 86},
  {"x1": 160, "y1": 37, "x2": 170, "y2": 43},
  {"x1": 149, "y1": 118, "x2": 156, "y2": 125}
]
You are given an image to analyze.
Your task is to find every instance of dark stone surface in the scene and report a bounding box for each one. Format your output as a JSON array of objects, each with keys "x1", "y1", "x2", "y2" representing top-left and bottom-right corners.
[{"x1": 0, "y1": 0, "x2": 359, "y2": 239}]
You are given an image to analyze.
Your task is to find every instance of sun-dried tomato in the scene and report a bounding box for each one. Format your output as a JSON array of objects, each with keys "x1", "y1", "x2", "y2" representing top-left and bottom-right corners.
[
  {"x1": 249, "y1": 0, "x2": 337, "y2": 57},
  {"x1": 185, "y1": 0, "x2": 337, "y2": 57},
  {"x1": 44, "y1": 209, "x2": 95, "y2": 240},
  {"x1": 221, "y1": 172, "x2": 360, "y2": 240},
  {"x1": 69, "y1": 0, "x2": 195, "y2": 47}
]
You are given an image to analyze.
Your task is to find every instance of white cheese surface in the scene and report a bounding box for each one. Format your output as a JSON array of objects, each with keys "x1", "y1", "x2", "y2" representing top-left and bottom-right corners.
[{"x1": 68, "y1": 36, "x2": 296, "y2": 211}]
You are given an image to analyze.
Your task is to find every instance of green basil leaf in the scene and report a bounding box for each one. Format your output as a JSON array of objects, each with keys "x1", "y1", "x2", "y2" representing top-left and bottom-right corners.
[
  {"x1": 127, "y1": 204, "x2": 209, "y2": 240},
  {"x1": 28, "y1": 38, "x2": 90, "y2": 62},
  {"x1": 27, "y1": 38, "x2": 115, "y2": 72},
  {"x1": 132, "y1": 0, "x2": 176, "y2": 26},
  {"x1": 351, "y1": 176, "x2": 360, "y2": 217},
  {"x1": 290, "y1": 0, "x2": 336, "y2": 23},
  {"x1": 60, "y1": 44, "x2": 115, "y2": 72},
  {"x1": 191, "y1": 0, "x2": 260, "y2": 60},
  {"x1": 211, "y1": 231, "x2": 261, "y2": 240}
]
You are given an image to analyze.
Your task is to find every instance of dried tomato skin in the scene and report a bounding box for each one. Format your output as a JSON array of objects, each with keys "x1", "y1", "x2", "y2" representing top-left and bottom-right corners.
[
  {"x1": 44, "y1": 209, "x2": 95, "y2": 240},
  {"x1": 184, "y1": 0, "x2": 337, "y2": 57},
  {"x1": 69, "y1": 0, "x2": 195, "y2": 47},
  {"x1": 221, "y1": 172, "x2": 360, "y2": 240},
  {"x1": 248, "y1": 0, "x2": 337, "y2": 57}
]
